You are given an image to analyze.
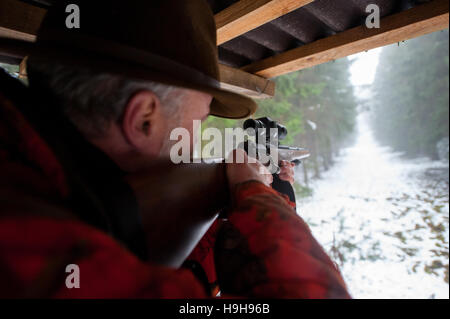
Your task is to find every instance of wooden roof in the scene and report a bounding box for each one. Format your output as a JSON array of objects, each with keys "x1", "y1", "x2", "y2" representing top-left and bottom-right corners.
[{"x1": 0, "y1": 0, "x2": 449, "y2": 99}]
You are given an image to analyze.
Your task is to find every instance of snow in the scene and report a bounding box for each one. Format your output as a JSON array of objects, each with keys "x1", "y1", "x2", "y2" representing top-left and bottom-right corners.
[
  {"x1": 296, "y1": 113, "x2": 449, "y2": 299},
  {"x1": 306, "y1": 120, "x2": 317, "y2": 131}
]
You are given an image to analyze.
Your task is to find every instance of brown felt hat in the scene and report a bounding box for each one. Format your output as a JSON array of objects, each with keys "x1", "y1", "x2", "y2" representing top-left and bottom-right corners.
[{"x1": 0, "y1": 0, "x2": 258, "y2": 119}]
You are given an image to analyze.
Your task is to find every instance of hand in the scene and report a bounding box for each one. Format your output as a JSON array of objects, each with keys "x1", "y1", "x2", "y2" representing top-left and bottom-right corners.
[
  {"x1": 226, "y1": 149, "x2": 273, "y2": 191},
  {"x1": 278, "y1": 160, "x2": 295, "y2": 185}
]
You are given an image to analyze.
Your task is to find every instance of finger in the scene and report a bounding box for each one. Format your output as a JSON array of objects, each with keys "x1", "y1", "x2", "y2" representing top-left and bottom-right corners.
[
  {"x1": 258, "y1": 162, "x2": 271, "y2": 176},
  {"x1": 265, "y1": 173, "x2": 273, "y2": 185},
  {"x1": 280, "y1": 160, "x2": 290, "y2": 167},
  {"x1": 257, "y1": 162, "x2": 273, "y2": 186},
  {"x1": 228, "y1": 148, "x2": 249, "y2": 164},
  {"x1": 279, "y1": 166, "x2": 294, "y2": 176},
  {"x1": 246, "y1": 151, "x2": 258, "y2": 164}
]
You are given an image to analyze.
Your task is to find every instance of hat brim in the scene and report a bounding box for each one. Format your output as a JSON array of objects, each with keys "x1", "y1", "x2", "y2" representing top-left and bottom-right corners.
[{"x1": 0, "y1": 37, "x2": 258, "y2": 119}]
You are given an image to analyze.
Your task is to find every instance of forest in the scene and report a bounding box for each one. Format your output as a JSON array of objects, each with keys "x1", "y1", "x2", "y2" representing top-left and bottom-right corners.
[
  {"x1": 202, "y1": 57, "x2": 359, "y2": 196},
  {"x1": 369, "y1": 29, "x2": 449, "y2": 161}
]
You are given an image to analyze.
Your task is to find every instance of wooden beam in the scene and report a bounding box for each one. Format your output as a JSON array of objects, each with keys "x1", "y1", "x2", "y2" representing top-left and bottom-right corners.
[
  {"x1": 0, "y1": 0, "x2": 274, "y2": 98},
  {"x1": 242, "y1": 0, "x2": 450, "y2": 78},
  {"x1": 215, "y1": 0, "x2": 314, "y2": 45},
  {"x1": 0, "y1": 26, "x2": 36, "y2": 42},
  {"x1": 0, "y1": 0, "x2": 45, "y2": 38},
  {"x1": 219, "y1": 63, "x2": 275, "y2": 99},
  {"x1": 19, "y1": 56, "x2": 28, "y2": 79}
]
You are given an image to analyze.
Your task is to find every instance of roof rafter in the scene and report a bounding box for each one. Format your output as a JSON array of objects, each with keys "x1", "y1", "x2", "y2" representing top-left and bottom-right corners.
[
  {"x1": 241, "y1": 0, "x2": 450, "y2": 78},
  {"x1": 215, "y1": 0, "x2": 314, "y2": 45}
]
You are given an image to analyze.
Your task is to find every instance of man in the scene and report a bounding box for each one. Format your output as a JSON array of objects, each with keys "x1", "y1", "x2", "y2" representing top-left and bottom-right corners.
[{"x1": 0, "y1": 0, "x2": 350, "y2": 298}]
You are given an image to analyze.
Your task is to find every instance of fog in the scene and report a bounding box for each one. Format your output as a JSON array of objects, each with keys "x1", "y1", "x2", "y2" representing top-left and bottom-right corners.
[{"x1": 297, "y1": 113, "x2": 449, "y2": 298}]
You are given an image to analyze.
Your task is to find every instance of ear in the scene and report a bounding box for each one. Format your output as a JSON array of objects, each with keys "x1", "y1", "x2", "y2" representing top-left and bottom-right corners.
[{"x1": 121, "y1": 90, "x2": 164, "y2": 153}]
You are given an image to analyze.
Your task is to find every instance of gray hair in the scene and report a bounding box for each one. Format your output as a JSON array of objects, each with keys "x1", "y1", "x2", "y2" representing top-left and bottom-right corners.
[{"x1": 27, "y1": 58, "x2": 186, "y2": 138}]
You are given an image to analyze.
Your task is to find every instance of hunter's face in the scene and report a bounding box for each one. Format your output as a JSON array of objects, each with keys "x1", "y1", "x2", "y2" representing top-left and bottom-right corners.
[
  {"x1": 158, "y1": 90, "x2": 212, "y2": 158},
  {"x1": 91, "y1": 89, "x2": 212, "y2": 173}
]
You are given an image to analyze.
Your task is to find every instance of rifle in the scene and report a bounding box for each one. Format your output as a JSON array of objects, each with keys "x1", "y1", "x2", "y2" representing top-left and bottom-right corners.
[
  {"x1": 125, "y1": 118, "x2": 310, "y2": 268},
  {"x1": 202, "y1": 117, "x2": 310, "y2": 203},
  {"x1": 202, "y1": 117, "x2": 311, "y2": 171},
  {"x1": 243, "y1": 117, "x2": 310, "y2": 203},
  {"x1": 243, "y1": 117, "x2": 310, "y2": 173}
]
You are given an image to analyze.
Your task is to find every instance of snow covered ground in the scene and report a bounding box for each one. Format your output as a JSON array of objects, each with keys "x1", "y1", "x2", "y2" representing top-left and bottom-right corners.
[{"x1": 296, "y1": 113, "x2": 449, "y2": 299}]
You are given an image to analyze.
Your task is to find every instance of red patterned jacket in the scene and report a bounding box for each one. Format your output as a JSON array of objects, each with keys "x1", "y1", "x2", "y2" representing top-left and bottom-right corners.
[{"x1": 0, "y1": 70, "x2": 350, "y2": 298}]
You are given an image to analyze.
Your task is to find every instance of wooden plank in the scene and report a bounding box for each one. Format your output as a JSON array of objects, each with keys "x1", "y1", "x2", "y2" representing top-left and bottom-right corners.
[
  {"x1": 19, "y1": 56, "x2": 28, "y2": 79},
  {"x1": 0, "y1": 0, "x2": 275, "y2": 98},
  {"x1": 215, "y1": 0, "x2": 314, "y2": 45},
  {"x1": 0, "y1": 0, "x2": 45, "y2": 37},
  {"x1": 219, "y1": 63, "x2": 275, "y2": 99},
  {"x1": 0, "y1": 26, "x2": 36, "y2": 42},
  {"x1": 242, "y1": 0, "x2": 450, "y2": 78}
]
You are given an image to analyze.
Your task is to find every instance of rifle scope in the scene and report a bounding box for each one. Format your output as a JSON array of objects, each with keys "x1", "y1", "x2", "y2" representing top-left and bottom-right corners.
[{"x1": 243, "y1": 117, "x2": 288, "y2": 142}]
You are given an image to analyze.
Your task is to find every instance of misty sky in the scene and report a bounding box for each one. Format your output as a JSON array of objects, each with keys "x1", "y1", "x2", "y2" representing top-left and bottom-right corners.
[{"x1": 349, "y1": 48, "x2": 382, "y2": 86}]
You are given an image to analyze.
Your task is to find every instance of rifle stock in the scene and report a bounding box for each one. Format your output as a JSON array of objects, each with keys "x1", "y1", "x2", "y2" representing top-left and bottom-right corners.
[{"x1": 125, "y1": 161, "x2": 229, "y2": 268}]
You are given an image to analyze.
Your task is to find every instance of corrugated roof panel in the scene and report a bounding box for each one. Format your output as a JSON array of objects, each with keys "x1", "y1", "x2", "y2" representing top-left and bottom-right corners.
[
  {"x1": 14, "y1": 0, "x2": 435, "y2": 69},
  {"x1": 221, "y1": 36, "x2": 275, "y2": 61},
  {"x1": 271, "y1": 8, "x2": 335, "y2": 44},
  {"x1": 218, "y1": 46, "x2": 251, "y2": 67},
  {"x1": 243, "y1": 23, "x2": 300, "y2": 53},
  {"x1": 213, "y1": 0, "x2": 430, "y2": 68}
]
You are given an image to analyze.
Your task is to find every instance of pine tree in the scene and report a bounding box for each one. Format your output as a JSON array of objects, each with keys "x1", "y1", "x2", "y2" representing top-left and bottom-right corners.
[{"x1": 371, "y1": 29, "x2": 449, "y2": 159}]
